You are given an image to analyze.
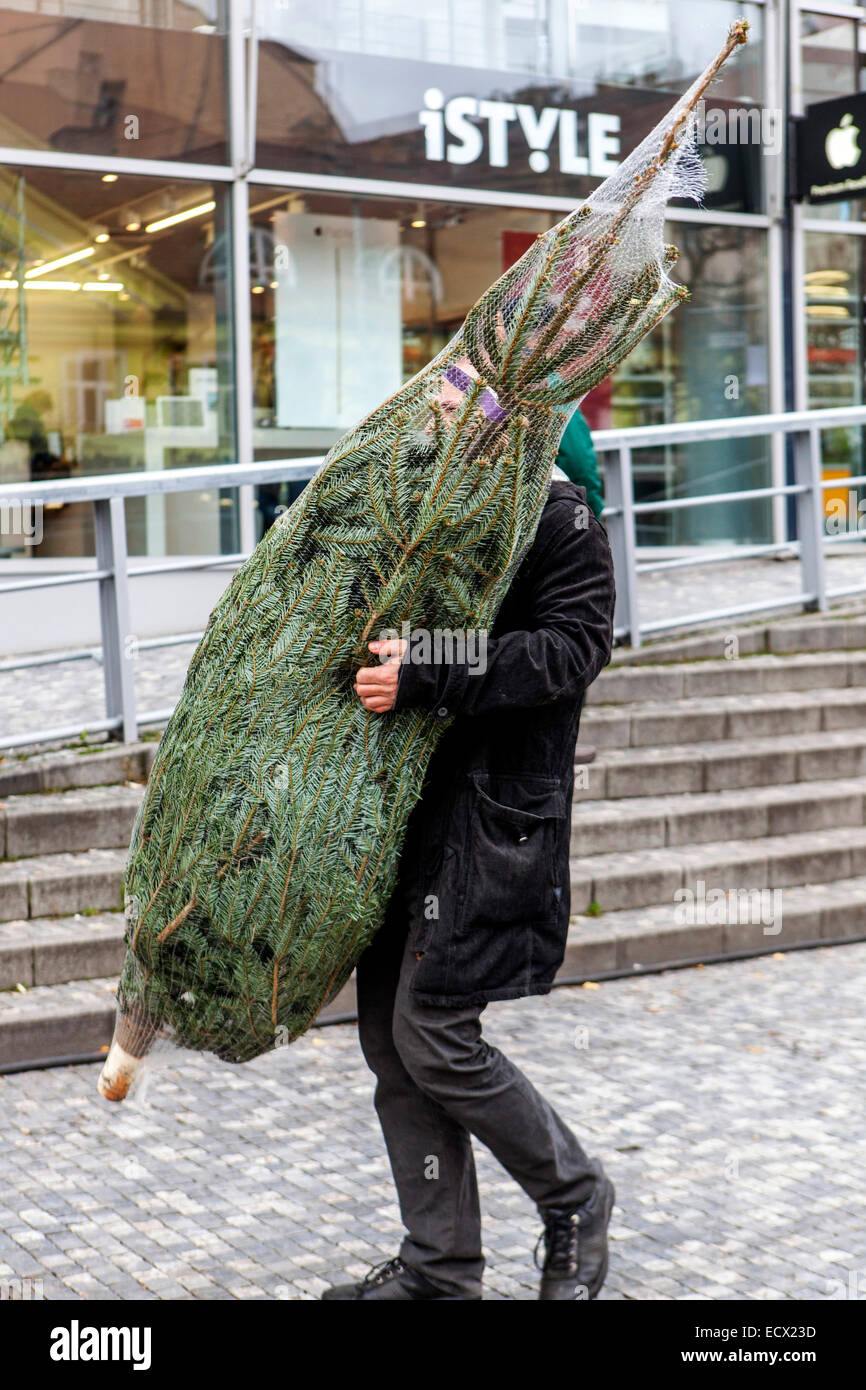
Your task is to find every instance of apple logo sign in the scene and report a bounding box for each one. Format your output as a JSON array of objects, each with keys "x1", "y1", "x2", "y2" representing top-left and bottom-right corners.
[{"x1": 825, "y1": 112, "x2": 862, "y2": 170}]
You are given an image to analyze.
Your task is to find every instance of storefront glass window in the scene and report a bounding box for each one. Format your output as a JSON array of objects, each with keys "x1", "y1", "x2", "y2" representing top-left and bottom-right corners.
[
  {"x1": 612, "y1": 221, "x2": 771, "y2": 546},
  {"x1": 804, "y1": 228, "x2": 866, "y2": 533},
  {"x1": 0, "y1": 169, "x2": 236, "y2": 561},
  {"x1": 248, "y1": 186, "x2": 559, "y2": 531},
  {"x1": 248, "y1": 186, "x2": 770, "y2": 546},
  {"x1": 256, "y1": 0, "x2": 765, "y2": 213},
  {"x1": 0, "y1": 7, "x2": 777, "y2": 567},
  {"x1": 799, "y1": 10, "x2": 864, "y2": 222},
  {"x1": 801, "y1": 10, "x2": 859, "y2": 104},
  {"x1": 0, "y1": 2, "x2": 228, "y2": 164}
]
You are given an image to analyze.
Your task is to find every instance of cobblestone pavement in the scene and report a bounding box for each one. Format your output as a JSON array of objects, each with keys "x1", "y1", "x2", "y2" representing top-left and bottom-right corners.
[
  {"x1": 1, "y1": 940, "x2": 865, "y2": 1301},
  {"x1": 1, "y1": 549, "x2": 864, "y2": 743}
]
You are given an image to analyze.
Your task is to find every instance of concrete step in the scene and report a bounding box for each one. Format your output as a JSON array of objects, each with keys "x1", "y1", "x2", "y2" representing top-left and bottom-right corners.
[
  {"x1": 0, "y1": 848, "x2": 127, "y2": 923},
  {"x1": 0, "y1": 967, "x2": 359, "y2": 1068},
  {"x1": 0, "y1": 974, "x2": 118, "y2": 1065},
  {"x1": 0, "y1": 742, "x2": 155, "y2": 798},
  {"x1": 570, "y1": 777, "x2": 866, "y2": 856},
  {"x1": 0, "y1": 912, "x2": 125, "y2": 990},
  {"x1": 4, "y1": 873, "x2": 866, "y2": 1067},
  {"x1": 581, "y1": 685, "x2": 866, "y2": 750},
  {"x1": 589, "y1": 650, "x2": 866, "y2": 706},
  {"x1": 575, "y1": 729, "x2": 866, "y2": 801},
  {"x1": 561, "y1": 875, "x2": 866, "y2": 979},
  {"x1": 766, "y1": 613, "x2": 866, "y2": 654},
  {"x1": 569, "y1": 825, "x2": 866, "y2": 914},
  {"x1": 607, "y1": 603, "x2": 866, "y2": 668},
  {"x1": 0, "y1": 784, "x2": 144, "y2": 859}
]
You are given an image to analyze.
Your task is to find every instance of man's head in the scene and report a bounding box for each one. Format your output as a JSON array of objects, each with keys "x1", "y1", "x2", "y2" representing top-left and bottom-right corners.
[
  {"x1": 424, "y1": 355, "x2": 508, "y2": 435},
  {"x1": 432, "y1": 355, "x2": 478, "y2": 428}
]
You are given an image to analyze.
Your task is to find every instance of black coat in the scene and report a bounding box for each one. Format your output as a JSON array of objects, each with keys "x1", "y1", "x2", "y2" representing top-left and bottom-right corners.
[{"x1": 391, "y1": 480, "x2": 616, "y2": 1006}]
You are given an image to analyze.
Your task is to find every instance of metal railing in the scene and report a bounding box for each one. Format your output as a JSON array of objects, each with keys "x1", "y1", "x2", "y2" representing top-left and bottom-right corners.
[
  {"x1": 1, "y1": 406, "x2": 865, "y2": 751},
  {"x1": 595, "y1": 405, "x2": 866, "y2": 644}
]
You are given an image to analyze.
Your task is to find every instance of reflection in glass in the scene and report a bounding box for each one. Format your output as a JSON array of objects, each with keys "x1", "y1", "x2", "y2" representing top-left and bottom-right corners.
[
  {"x1": 804, "y1": 230, "x2": 866, "y2": 534},
  {"x1": 255, "y1": 0, "x2": 764, "y2": 211},
  {"x1": 799, "y1": 9, "x2": 864, "y2": 223},
  {"x1": 0, "y1": 2, "x2": 228, "y2": 164},
  {"x1": 248, "y1": 187, "x2": 770, "y2": 548},
  {"x1": 586, "y1": 222, "x2": 771, "y2": 546},
  {"x1": 0, "y1": 169, "x2": 235, "y2": 560}
]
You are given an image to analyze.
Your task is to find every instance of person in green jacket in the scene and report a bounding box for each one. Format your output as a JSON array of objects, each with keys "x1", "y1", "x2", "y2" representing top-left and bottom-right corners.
[{"x1": 553, "y1": 407, "x2": 605, "y2": 522}]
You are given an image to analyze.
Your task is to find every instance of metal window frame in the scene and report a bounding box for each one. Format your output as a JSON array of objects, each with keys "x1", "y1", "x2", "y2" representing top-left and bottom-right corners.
[
  {"x1": 243, "y1": 164, "x2": 772, "y2": 225},
  {"x1": 797, "y1": 2, "x2": 864, "y2": 18},
  {"x1": 763, "y1": 0, "x2": 788, "y2": 544},
  {"x1": 0, "y1": 147, "x2": 235, "y2": 182},
  {"x1": 229, "y1": 0, "x2": 257, "y2": 552},
  {"x1": 791, "y1": 0, "x2": 810, "y2": 417}
]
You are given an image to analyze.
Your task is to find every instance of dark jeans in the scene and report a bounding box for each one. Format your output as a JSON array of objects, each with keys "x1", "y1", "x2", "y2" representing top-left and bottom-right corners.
[{"x1": 356, "y1": 886, "x2": 601, "y2": 1297}]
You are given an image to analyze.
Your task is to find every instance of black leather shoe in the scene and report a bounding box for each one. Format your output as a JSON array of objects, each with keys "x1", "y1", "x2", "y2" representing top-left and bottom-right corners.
[
  {"x1": 321, "y1": 1256, "x2": 477, "y2": 1300},
  {"x1": 536, "y1": 1175, "x2": 615, "y2": 1301}
]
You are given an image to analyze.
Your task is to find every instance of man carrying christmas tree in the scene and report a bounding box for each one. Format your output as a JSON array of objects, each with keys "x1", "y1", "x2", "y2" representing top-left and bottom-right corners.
[
  {"x1": 93, "y1": 15, "x2": 746, "y2": 1303},
  {"x1": 320, "y1": 363, "x2": 617, "y2": 1301}
]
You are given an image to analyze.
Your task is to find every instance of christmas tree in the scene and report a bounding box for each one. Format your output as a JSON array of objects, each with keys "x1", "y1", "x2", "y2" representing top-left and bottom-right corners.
[{"x1": 99, "y1": 22, "x2": 749, "y2": 1100}]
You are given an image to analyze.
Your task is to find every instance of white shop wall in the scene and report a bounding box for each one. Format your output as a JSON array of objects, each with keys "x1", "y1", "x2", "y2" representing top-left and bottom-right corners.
[{"x1": 274, "y1": 211, "x2": 402, "y2": 430}]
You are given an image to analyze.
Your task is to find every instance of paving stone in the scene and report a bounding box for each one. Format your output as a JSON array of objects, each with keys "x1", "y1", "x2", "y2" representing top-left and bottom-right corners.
[
  {"x1": 0, "y1": 564, "x2": 864, "y2": 1300},
  {"x1": 1, "y1": 941, "x2": 864, "y2": 1300}
]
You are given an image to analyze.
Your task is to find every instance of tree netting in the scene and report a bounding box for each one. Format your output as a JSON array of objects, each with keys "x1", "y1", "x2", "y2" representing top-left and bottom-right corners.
[{"x1": 98, "y1": 22, "x2": 748, "y2": 1100}]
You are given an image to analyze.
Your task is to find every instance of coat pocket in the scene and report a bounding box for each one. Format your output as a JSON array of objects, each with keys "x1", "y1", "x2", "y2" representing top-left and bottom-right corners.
[{"x1": 459, "y1": 771, "x2": 566, "y2": 933}]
